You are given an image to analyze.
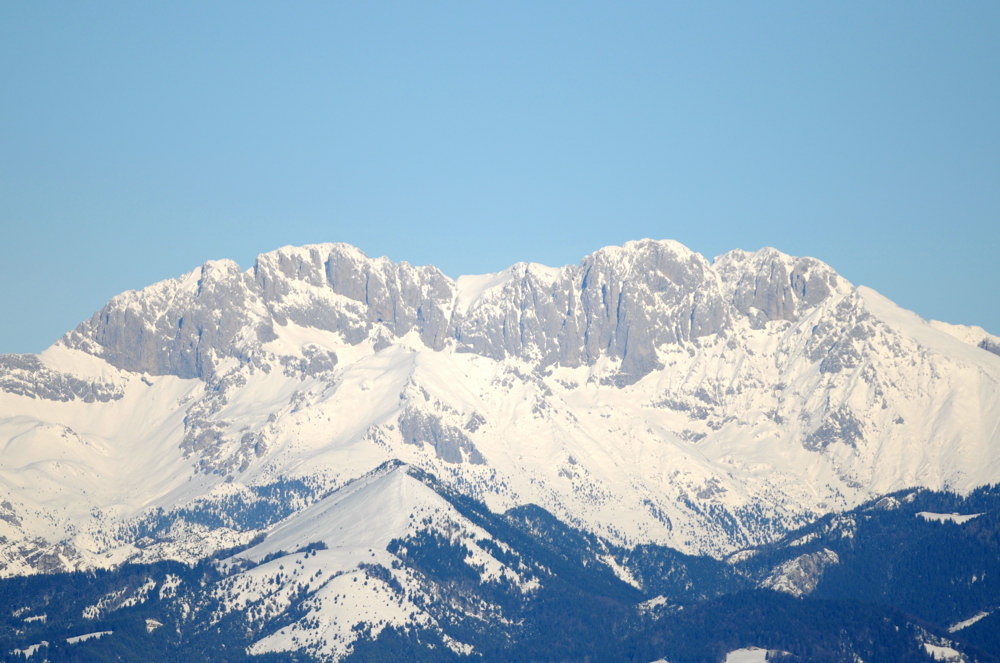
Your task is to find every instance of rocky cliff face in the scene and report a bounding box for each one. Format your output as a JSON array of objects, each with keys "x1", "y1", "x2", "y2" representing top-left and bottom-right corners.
[{"x1": 61, "y1": 239, "x2": 846, "y2": 386}]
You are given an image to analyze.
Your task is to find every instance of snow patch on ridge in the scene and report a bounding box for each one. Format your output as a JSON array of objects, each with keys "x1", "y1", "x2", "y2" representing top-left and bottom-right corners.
[
  {"x1": 949, "y1": 610, "x2": 992, "y2": 632},
  {"x1": 918, "y1": 512, "x2": 983, "y2": 525}
]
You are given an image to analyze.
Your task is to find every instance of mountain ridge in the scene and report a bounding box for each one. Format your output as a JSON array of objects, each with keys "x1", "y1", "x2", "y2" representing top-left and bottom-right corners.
[
  {"x1": 1, "y1": 238, "x2": 999, "y2": 580},
  {"x1": 57, "y1": 239, "x2": 848, "y2": 384}
]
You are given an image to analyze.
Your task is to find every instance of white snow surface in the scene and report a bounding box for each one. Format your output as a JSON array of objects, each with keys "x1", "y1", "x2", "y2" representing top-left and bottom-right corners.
[
  {"x1": 11, "y1": 642, "x2": 47, "y2": 658},
  {"x1": 918, "y1": 512, "x2": 984, "y2": 525},
  {"x1": 923, "y1": 642, "x2": 968, "y2": 662},
  {"x1": 212, "y1": 463, "x2": 533, "y2": 660},
  {"x1": 724, "y1": 647, "x2": 772, "y2": 663},
  {"x1": 949, "y1": 610, "x2": 991, "y2": 632},
  {"x1": 66, "y1": 631, "x2": 113, "y2": 644}
]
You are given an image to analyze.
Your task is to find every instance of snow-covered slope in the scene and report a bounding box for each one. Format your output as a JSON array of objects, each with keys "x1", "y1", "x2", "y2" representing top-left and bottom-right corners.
[
  {"x1": 209, "y1": 462, "x2": 537, "y2": 660},
  {"x1": 1, "y1": 238, "x2": 999, "y2": 581}
]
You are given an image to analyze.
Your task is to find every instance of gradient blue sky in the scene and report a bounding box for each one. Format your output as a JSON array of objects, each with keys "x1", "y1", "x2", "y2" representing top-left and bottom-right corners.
[{"x1": 2, "y1": 2, "x2": 998, "y2": 353}]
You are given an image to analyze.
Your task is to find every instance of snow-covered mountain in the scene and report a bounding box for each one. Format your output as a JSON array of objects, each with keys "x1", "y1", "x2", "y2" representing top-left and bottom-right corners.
[
  {"x1": 3, "y1": 239, "x2": 1000, "y2": 562},
  {"x1": 1, "y1": 239, "x2": 999, "y2": 658}
]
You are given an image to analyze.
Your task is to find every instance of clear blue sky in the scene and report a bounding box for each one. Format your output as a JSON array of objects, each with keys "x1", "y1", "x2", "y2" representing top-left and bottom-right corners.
[{"x1": 2, "y1": 2, "x2": 998, "y2": 353}]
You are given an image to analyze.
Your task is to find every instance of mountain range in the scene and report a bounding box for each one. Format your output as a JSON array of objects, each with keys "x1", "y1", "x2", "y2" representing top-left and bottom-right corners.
[{"x1": 1, "y1": 238, "x2": 999, "y2": 661}]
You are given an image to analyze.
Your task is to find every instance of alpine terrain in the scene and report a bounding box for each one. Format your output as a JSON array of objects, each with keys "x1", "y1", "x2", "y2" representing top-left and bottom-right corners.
[{"x1": 1, "y1": 239, "x2": 999, "y2": 662}]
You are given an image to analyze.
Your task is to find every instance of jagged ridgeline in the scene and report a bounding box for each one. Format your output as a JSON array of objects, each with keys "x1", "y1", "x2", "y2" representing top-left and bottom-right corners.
[
  {"x1": 64, "y1": 240, "x2": 842, "y2": 384},
  {"x1": 1, "y1": 239, "x2": 1000, "y2": 661}
]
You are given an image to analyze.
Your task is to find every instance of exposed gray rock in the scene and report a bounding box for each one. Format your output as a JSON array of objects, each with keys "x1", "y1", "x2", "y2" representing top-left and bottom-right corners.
[
  {"x1": 790, "y1": 257, "x2": 836, "y2": 308},
  {"x1": 449, "y1": 262, "x2": 568, "y2": 362},
  {"x1": 64, "y1": 259, "x2": 274, "y2": 380},
  {"x1": 577, "y1": 240, "x2": 725, "y2": 368},
  {"x1": 179, "y1": 371, "x2": 265, "y2": 474},
  {"x1": 651, "y1": 396, "x2": 711, "y2": 420},
  {"x1": 280, "y1": 345, "x2": 339, "y2": 379},
  {"x1": 804, "y1": 407, "x2": 864, "y2": 451},
  {"x1": 57, "y1": 239, "x2": 855, "y2": 387},
  {"x1": 0, "y1": 354, "x2": 123, "y2": 402},
  {"x1": 806, "y1": 294, "x2": 875, "y2": 374},
  {"x1": 450, "y1": 239, "x2": 730, "y2": 383},
  {"x1": 0, "y1": 500, "x2": 22, "y2": 528},
  {"x1": 398, "y1": 408, "x2": 485, "y2": 465},
  {"x1": 980, "y1": 337, "x2": 1000, "y2": 358},
  {"x1": 731, "y1": 251, "x2": 797, "y2": 322},
  {"x1": 464, "y1": 412, "x2": 487, "y2": 433},
  {"x1": 715, "y1": 248, "x2": 841, "y2": 327},
  {"x1": 254, "y1": 244, "x2": 455, "y2": 350}
]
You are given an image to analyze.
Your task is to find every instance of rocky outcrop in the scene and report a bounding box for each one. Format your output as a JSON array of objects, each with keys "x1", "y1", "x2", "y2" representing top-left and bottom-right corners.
[
  {"x1": 254, "y1": 243, "x2": 456, "y2": 349},
  {"x1": 60, "y1": 240, "x2": 849, "y2": 384},
  {"x1": 398, "y1": 408, "x2": 485, "y2": 465},
  {"x1": 63, "y1": 259, "x2": 274, "y2": 380},
  {"x1": 0, "y1": 355, "x2": 123, "y2": 402},
  {"x1": 760, "y1": 548, "x2": 840, "y2": 596}
]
